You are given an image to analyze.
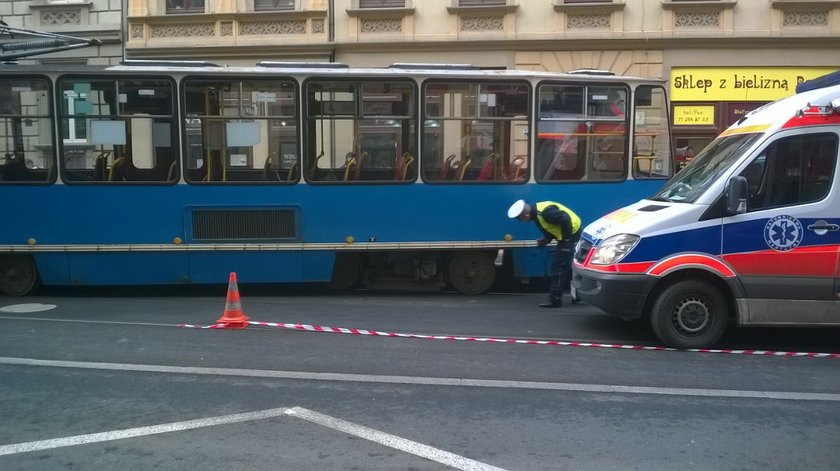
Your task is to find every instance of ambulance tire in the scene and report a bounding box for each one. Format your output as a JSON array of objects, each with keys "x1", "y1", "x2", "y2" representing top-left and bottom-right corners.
[{"x1": 650, "y1": 279, "x2": 728, "y2": 349}]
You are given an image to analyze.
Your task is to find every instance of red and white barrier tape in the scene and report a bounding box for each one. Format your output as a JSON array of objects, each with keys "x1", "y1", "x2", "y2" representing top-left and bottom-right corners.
[{"x1": 176, "y1": 320, "x2": 840, "y2": 359}]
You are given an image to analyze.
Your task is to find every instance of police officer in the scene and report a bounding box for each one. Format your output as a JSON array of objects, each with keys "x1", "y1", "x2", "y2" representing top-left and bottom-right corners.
[{"x1": 508, "y1": 199, "x2": 582, "y2": 307}]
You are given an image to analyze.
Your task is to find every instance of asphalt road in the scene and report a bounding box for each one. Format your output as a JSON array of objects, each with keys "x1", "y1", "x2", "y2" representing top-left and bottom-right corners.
[{"x1": 1, "y1": 285, "x2": 839, "y2": 470}]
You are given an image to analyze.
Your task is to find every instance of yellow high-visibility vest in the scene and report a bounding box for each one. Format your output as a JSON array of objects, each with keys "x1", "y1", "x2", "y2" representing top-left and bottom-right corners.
[{"x1": 535, "y1": 201, "x2": 581, "y2": 240}]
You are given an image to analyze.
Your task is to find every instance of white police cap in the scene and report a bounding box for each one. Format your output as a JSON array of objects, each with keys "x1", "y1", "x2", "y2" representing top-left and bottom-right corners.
[{"x1": 507, "y1": 199, "x2": 526, "y2": 219}]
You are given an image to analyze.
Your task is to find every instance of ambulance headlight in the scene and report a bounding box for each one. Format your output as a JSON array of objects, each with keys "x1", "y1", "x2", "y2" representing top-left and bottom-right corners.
[{"x1": 591, "y1": 234, "x2": 640, "y2": 265}]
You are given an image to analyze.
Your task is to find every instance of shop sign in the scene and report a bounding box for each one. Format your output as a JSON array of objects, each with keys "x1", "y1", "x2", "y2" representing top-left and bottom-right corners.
[
  {"x1": 674, "y1": 105, "x2": 715, "y2": 126},
  {"x1": 670, "y1": 67, "x2": 836, "y2": 102}
]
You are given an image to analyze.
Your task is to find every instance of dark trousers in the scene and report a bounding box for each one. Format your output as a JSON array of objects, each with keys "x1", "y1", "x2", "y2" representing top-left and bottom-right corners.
[{"x1": 547, "y1": 230, "x2": 581, "y2": 303}]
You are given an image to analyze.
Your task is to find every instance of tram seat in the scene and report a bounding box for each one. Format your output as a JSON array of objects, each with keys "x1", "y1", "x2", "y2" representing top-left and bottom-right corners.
[
  {"x1": 286, "y1": 160, "x2": 298, "y2": 181},
  {"x1": 455, "y1": 159, "x2": 472, "y2": 181},
  {"x1": 108, "y1": 156, "x2": 129, "y2": 181},
  {"x1": 263, "y1": 155, "x2": 281, "y2": 181},
  {"x1": 438, "y1": 154, "x2": 456, "y2": 180},
  {"x1": 507, "y1": 156, "x2": 526, "y2": 181},
  {"x1": 353, "y1": 152, "x2": 368, "y2": 179},
  {"x1": 93, "y1": 151, "x2": 110, "y2": 181},
  {"x1": 309, "y1": 151, "x2": 325, "y2": 180},
  {"x1": 476, "y1": 153, "x2": 500, "y2": 181},
  {"x1": 342, "y1": 152, "x2": 358, "y2": 181},
  {"x1": 167, "y1": 160, "x2": 178, "y2": 182},
  {"x1": 395, "y1": 152, "x2": 414, "y2": 180}
]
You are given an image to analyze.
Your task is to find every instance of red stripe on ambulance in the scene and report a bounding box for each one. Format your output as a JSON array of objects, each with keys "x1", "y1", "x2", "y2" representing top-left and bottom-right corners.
[
  {"x1": 723, "y1": 245, "x2": 840, "y2": 276},
  {"x1": 647, "y1": 254, "x2": 737, "y2": 278}
]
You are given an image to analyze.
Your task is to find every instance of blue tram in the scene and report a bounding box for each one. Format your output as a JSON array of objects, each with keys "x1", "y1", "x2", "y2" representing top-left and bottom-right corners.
[{"x1": 0, "y1": 61, "x2": 672, "y2": 295}]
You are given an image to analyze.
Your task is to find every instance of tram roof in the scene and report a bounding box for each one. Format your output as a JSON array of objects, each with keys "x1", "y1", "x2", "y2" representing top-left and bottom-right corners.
[{"x1": 0, "y1": 60, "x2": 664, "y2": 84}]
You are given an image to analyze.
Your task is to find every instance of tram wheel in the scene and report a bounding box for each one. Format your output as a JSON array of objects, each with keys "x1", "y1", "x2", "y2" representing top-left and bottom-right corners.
[
  {"x1": 325, "y1": 253, "x2": 361, "y2": 291},
  {"x1": 0, "y1": 255, "x2": 40, "y2": 296},
  {"x1": 447, "y1": 251, "x2": 496, "y2": 295}
]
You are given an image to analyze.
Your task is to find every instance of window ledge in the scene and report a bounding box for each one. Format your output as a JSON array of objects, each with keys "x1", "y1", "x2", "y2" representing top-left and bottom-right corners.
[
  {"x1": 346, "y1": 7, "x2": 415, "y2": 17},
  {"x1": 29, "y1": 1, "x2": 92, "y2": 9},
  {"x1": 661, "y1": 0, "x2": 736, "y2": 10},
  {"x1": 553, "y1": 1, "x2": 625, "y2": 13},
  {"x1": 232, "y1": 10, "x2": 327, "y2": 19},
  {"x1": 446, "y1": 5, "x2": 519, "y2": 15},
  {"x1": 771, "y1": 0, "x2": 840, "y2": 8}
]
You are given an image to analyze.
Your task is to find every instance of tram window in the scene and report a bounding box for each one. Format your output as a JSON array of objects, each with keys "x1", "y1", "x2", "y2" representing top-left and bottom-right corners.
[
  {"x1": 183, "y1": 78, "x2": 299, "y2": 183},
  {"x1": 536, "y1": 83, "x2": 628, "y2": 183},
  {"x1": 632, "y1": 85, "x2": 672, "y2": 179},
  {"x1": 305, "y1": 80, "x2": 416, "y2": 183},
  {"x1": 421, "y1": 81, "x2": 529, "y2": 183},
  {"x1": 0, "y1": 77, "x2": 55, "y2": 184},
  {"x1": 58, "y1": 77, "x2": 178, "y2": 184}
]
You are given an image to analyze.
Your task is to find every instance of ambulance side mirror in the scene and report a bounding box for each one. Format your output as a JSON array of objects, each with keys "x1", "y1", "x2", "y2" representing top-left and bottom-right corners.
[{"x1": 725, "y1": 176, "x2": 748, "y2": 215}]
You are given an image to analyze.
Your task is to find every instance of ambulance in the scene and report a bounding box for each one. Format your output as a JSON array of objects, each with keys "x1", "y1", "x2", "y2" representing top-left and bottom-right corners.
[{"x1": 572, "y1": 72, "x2": 840, "y2": 349}]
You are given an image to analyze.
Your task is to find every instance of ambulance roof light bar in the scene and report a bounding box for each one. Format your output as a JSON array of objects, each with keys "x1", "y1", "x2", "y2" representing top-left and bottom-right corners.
[
  {"x1": 783, "y1": 98, "x2": 840, "y2": 129},
  {"x1": 796, "y1": 70, "x2": 840, "y2": 93},
  {"x1": 795, "y1": 99, "x2": 840, "y2": 118}
]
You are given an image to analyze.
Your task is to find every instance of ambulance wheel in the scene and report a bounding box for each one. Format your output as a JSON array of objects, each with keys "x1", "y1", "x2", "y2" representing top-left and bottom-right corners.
[
  {"x1": 0, "y1": 255, "x2": 40, "y2": 297},
  {"x1": 650, "y1": 279, "x2": 728, "y2": 349},
  {"x1": 447, "y1": 251, "x2": 496, "y2": 295}
]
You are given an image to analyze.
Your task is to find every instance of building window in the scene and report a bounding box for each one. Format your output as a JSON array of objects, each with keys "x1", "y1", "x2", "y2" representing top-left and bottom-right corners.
[
  {"x1": 255, "y1": 0, "x2": 295, "y2": 11},
  {"x1": 552, "y1": 0, "x2": 625, "y2": 13},
  {"x1": 459, "y1": 0, "x2": 506, "y2": 6},
  {"x1": 359, "y1": 0, "x2": 406, "y2": 7},
  {"x1": 166, "y1": 0, "x2": 205, "y2": 14}
]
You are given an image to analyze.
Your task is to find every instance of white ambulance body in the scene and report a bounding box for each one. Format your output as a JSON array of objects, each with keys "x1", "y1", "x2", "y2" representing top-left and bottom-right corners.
[{"x1": 572, "y1": 75, "x2": 840, "y2": 349}]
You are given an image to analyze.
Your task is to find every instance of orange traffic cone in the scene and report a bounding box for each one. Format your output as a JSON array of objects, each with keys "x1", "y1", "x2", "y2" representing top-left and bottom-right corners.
[{"x1": 216, "y1": 272, "x2": 250, "y2": 329}]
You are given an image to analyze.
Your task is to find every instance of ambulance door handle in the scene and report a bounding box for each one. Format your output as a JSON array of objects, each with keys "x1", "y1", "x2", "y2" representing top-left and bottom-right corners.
[{"x1": 807, "y1": 220, "x2": 839, "y2": 235}]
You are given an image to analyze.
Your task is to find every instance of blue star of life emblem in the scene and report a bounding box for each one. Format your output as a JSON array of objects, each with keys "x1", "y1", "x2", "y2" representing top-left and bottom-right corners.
[{"x1": 763, "y1": 215, "x2": 803, "y2": 252}]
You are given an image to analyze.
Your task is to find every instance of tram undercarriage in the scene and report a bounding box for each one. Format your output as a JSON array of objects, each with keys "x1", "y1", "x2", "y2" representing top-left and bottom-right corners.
[{"x1": 327, "y1": 250, "x2": 498, "y2": 295}]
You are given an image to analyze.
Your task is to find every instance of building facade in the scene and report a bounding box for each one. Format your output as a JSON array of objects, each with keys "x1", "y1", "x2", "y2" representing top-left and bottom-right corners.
[{"x1": 5, "y1": 1, "x2": 839, "y2": 147}]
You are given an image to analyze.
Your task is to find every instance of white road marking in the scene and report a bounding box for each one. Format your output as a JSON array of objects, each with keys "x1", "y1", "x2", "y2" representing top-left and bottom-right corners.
[
  {"x1": 0, "y1": 403, "x2": 507, "y2": 469},
  {"x1": 0, "y1": 407, "x2": 291, "y2": 457},
  {"x1": 0, "y1": 303, "x2": 57, "y2": 314},
  {"x1": 286, "y1": 407, "x2": 507, "y2": 471},
  {"x1": 2, "y1": 356, "x2": 839, "y2": 402}
]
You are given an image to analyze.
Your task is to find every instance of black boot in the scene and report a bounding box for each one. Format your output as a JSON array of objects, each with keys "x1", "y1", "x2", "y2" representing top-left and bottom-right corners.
[{"x1": 538, "y1": 296, "x2": 562, "y2": 308}]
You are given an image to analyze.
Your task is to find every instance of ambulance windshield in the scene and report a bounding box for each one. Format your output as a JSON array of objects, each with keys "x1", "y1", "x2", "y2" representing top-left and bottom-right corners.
[{"x1": 653, "y1": 133, "x2": 762, "y2": 203}]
